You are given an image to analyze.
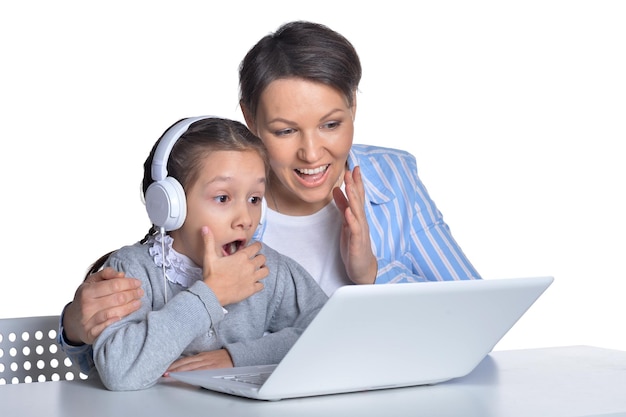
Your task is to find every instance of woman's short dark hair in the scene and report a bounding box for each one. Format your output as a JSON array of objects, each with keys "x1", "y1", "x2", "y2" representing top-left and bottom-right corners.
[{"x1": 239, "y1": 21, "x2": 362, "y2": 120}]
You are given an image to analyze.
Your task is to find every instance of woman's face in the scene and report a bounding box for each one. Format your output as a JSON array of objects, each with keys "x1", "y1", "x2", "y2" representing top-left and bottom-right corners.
[{"x1": 245, "y1": 78, "x2": 355, "y2": 216}]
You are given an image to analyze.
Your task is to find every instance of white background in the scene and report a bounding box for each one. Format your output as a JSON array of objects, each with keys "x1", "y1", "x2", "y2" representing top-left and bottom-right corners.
[{"x1": 1, "y1": 1, "x2": 624, "y2": 352}]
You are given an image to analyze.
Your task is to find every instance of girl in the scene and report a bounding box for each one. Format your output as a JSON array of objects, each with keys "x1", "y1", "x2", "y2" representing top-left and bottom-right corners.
[{"x1": 89, "y1": 116, "x2": 327, "y2": 391}]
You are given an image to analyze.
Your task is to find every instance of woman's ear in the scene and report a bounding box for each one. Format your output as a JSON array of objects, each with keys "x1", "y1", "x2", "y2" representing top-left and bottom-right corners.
[{"x1": 240, "y1": 102, "x2": 257, "y2": 134}]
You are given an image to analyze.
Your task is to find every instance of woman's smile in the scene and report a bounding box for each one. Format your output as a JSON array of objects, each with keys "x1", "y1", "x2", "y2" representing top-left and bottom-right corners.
[{"x1": 294, "y1": 164, "x2": 331, "y2": 185}]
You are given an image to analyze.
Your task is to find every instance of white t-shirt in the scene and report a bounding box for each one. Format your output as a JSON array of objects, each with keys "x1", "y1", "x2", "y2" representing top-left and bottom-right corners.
[{"x1": 261, "y1": 202, "x2": 352, "y2": 296}]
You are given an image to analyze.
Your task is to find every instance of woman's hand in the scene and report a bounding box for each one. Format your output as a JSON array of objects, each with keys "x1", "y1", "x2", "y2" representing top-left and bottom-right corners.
[
  {"x1": 63, "y1": 267, "x2": 144, "y2": 345},
  {"x1": 164, "y1": 349, "x2": 233, "y2": 376},
  {"x1": 333, "y1": 166, "x2": 378, "y2": 285},
  {"x1": 201, "y1": 226, "x2": 267, "y2": 306}
]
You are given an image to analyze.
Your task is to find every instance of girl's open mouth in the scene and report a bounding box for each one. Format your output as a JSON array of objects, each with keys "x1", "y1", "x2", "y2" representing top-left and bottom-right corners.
[{"x1": 222, "y1": 240, "x2": 245, "y2": 256}]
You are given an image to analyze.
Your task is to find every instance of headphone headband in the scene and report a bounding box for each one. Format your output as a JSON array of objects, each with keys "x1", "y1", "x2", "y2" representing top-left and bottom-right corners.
[{"x1": 151, "y1": 115, "x2": 214, "y2": 182}]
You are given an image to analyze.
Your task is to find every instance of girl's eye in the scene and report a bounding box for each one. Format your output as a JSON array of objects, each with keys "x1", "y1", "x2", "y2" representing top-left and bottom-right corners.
[
  {"x1": 214, "y1": 195, "x2": 229, "y2": 203},
  {"x1": 249, "y1": 196, "x2": 262, "y2": 205}
]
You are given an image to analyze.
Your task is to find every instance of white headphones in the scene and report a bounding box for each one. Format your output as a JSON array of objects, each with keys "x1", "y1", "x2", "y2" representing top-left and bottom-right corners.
[{"x1": 144, "y1": 116, "x2": 213, "y2": 231}]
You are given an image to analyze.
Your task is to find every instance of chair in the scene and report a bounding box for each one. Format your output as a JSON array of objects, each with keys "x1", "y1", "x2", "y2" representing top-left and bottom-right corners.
[{"x1": 0, "y1": 315, "x2": 87, "y2": 384}]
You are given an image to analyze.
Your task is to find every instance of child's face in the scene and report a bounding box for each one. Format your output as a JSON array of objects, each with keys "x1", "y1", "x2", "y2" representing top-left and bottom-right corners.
[{"x1": 170, "y1": 149, "x2": 266, "y2": 266}]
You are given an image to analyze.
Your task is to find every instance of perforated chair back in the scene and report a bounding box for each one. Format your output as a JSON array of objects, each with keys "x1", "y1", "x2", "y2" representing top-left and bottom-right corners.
[{"x1": 0, "y1": 315, "x2": 87, "y2": 384}]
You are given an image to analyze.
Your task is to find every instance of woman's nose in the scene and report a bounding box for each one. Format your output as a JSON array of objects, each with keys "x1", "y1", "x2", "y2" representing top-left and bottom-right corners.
[{"x1": 297, "y1": 130, "x2": 323, "y2": 162}]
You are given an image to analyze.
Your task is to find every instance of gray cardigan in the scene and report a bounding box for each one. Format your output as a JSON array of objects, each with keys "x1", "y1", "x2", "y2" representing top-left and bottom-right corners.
[{"x1": 92, "y1": 241, "x2": 328, "y2": 391}]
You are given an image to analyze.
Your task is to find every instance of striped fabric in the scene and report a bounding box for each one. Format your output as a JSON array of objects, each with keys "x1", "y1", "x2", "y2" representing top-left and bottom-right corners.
[{"x1": 347, "y1": 144, "x2": 481, "y2": 283}]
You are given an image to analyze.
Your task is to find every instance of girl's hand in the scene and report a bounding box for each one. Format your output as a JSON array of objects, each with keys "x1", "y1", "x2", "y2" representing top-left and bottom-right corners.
[
  {"x1": 164, "y1": 349, "x2": 233, "y2": 375},
  {"x1": 201, "y1": 226, "x2": 267, "y2": 306},
  {"x1": 332, "y1": 166, "x2": 377, "y2": 285}
]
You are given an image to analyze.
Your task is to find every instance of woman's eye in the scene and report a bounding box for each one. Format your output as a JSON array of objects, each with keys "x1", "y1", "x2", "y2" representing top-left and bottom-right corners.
[
  {"x1": 275, "y1": 128, "x2": 295, "y2": 137},
  {"x1": 322, "y1": 121, "x2": 341, "y2": 130}
]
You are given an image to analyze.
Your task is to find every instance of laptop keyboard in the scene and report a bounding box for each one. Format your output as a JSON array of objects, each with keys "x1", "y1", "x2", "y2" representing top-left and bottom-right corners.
[{"x1": 217, "y1": 371, "x2": 272, "y2": 386}]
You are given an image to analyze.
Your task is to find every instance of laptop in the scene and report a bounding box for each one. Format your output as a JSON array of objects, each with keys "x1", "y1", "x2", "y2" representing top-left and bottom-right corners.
[{"x1": 169, "y1": 276, "x2": 553, "y2": 401}]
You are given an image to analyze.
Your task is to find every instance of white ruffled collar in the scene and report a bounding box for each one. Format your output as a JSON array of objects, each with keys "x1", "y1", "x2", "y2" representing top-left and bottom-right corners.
[{"x1": 147, "y1": 234, "x2": 202, "y2": 288}]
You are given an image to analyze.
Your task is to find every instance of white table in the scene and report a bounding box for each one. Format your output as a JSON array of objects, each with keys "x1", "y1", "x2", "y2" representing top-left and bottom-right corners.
[{"x1": 1, "y1": 346, "x2": 625, "y2": 417}]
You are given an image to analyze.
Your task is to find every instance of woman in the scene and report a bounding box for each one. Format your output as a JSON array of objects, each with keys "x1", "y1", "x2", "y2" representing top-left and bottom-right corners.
[{"x1": 60, "y1": 21, "x2": 481, "y2": 374}]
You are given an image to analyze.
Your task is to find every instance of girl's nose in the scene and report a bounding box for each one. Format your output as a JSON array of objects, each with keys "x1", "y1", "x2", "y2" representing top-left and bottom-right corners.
[{"x1": 232, "y1": 202, "x2": 253, "y2": 230}]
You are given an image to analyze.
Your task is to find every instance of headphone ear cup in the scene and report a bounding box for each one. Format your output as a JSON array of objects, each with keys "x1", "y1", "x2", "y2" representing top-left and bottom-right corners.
[{"x1": 145, "y1": 177, "x2": 187, "y2": 231}]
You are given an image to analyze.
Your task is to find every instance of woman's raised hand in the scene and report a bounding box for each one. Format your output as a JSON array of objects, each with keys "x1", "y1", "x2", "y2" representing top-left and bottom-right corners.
[{"x1": 332, "y1": 166, "x2": 377, "y2": 285}]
